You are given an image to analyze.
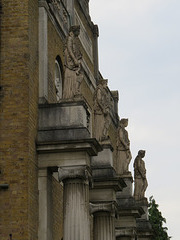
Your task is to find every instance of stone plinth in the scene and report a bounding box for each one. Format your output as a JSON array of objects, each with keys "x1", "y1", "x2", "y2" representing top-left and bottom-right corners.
[
  {"x1": 116, "y1": 173, "x2": 133, "y2": 199},
  {"x1": 38, "y1": 100, "x2": 92, "y2": 142},
  {"x1": 90, "y1": 176, "x2": 125, "y2": 204},
  {"x1": 116, "y1": 173, "x2": 144, "y2": 240},
  {"x1": 91, "y1": 145, "x2": 113, "y2": 167},
  {"x1": 136, "y1": 219, "x2": 153, "y2": 240},
  {"x1": 135, "y1": 198, "x2": 149, "y2": 220},
  {"x1": 115, "y1": 197, "x2": 143, "y2": 240},
  {"x1": 135, "y1": 198, "x2": 153, "y2": 240}
]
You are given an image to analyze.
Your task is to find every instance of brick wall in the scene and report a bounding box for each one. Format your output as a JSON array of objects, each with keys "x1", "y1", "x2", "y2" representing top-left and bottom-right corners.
[
  {"x1": 48, "y1": 18, "x2": 65, "y2": 103},
  {"x1": 0, "y1": 0, "x2": 39, "y2": 239},
  {"x1": 52, "y1": 176, "x2": 63, "y2": 240}
]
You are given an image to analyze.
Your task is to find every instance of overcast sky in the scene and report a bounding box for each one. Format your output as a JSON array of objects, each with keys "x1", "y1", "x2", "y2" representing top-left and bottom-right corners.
[{"x1": 89, "y1": 1, "x2": 180, "y2": 239}]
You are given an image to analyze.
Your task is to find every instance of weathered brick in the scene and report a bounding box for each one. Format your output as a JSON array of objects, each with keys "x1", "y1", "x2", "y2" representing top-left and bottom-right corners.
[{"x1": 0, "y1": 0, "x2": 39, "y2": 239}]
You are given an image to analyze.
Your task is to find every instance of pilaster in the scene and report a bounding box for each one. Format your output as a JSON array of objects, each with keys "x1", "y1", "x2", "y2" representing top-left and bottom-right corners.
[
  {"x1": 116, "y1": 173, "x2": 143, "y2": 240},
  {"x1": 39, "y1": 0, "x2": 48, "y2": 103},
  {"x1": 38, "y1": 168, "x2": 53, "y2": 240}
]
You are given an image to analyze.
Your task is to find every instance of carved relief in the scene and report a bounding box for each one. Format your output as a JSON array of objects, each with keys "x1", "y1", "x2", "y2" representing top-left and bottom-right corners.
[
  {"x1": 133, "y1": 150, "x2": 148, "y2": 201},
  {"x1": 63, "y1": 25, "x2": 84, "y2": 99},
  {"x1": 51, "y1": 0, "x2": 61, "y2": 10},
  {"x1": 63, "y1": 9, "x2": 68, "y2": 24},
  {"x1": 116, "y1": 118, "x2": 132, "y2": 175},
  {"x1": 93, "y1": 79, "x2": 112, "y2": 142},
  {"x1": 48, "y1": 0, "x2": 70, "y2": 37}
]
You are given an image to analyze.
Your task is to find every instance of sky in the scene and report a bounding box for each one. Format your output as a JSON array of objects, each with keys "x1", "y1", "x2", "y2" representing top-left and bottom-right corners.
[{"x1": 89, "y1": 1, "x2": 180, "y2": 239}]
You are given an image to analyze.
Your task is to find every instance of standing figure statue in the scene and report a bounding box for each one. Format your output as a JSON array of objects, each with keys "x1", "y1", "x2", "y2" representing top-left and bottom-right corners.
[
  {"x1": 63, "y1": 25, "x2": 83, "y2": 99},
  {"x1": 116, "y1": 118, "x2": 132, "y2": 175},
  {"x1": 93, "y1": 79, "x2": 111, "y2": 142},
  {"x1": 133, "y1": 150, "x2": 148, "y2": 201}
]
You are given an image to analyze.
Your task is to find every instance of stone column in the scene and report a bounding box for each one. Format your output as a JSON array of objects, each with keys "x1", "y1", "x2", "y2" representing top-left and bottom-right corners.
[
  {"x1": 91, "y1": 203, "x2": 116, "y2": 240},
  {"x1": 58, "y1": 166, "x2": 91, "y2": 240}
]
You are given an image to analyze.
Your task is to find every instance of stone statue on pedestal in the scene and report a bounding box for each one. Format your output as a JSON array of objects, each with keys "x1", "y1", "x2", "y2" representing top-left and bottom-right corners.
[
  {"x1": 133, "y1": 150, "x2": 148, "y2": 200},
  {"x1": 63, "y1": 25, "x2": 83, "y2": 99},
  {"x1": 116, "y1": 118, "x2": 132, "y2": 175},
  {"x1": 93, "y1": 79, "x2": 111, "y2": 142}
]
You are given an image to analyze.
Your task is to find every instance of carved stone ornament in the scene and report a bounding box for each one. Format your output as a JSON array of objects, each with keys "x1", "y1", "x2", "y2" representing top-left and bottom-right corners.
[
  {"x1": 116, "y1": 118, "x2": 132, "y2": 175},
  {"x1": 51, "y1": 0, "x2": 61, "y2": 10},
  {"x1": 93, "y1": 79, "x2": 112, "y2": 142},
  {"x1": 58, "y1": 166, "x2": 91, "y2": 182},
  {"x1": 63, "y1": 25, "x2": 84, "y2": 99},
  {"x1": 133, "y1": 150, "x2": 148, "y2": 201}
]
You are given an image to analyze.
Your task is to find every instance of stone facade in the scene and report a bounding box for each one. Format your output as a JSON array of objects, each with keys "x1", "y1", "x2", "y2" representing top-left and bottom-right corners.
[{"x1": 0, "y1": 1, "x2": 153, "y2": 240}]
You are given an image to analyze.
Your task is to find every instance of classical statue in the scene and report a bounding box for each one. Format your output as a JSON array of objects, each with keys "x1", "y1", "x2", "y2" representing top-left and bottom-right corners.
[
  {"x1": 93, "y1": 79, "x2": 111, "y2": 142},
  {"x1": 116, "y1": 118, "x2": 132, "y2": 175},
  {"x1": 63, "y1": 25, "x2": 83, "y2": 99},
  {"x1": 133, "y1": 150, "x2": 148, "y2": 201}
]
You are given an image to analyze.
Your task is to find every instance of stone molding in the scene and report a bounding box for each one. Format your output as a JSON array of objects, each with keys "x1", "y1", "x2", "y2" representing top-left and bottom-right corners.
[
  {"x1": 90, "y1": 202, "x2": 117, "y2": 218},
  {"x1": 37, "y1": 138, "x2": 102, "y2": 156},
  {"x1": 58, "y1": 165, "x2": 91, "y2": 182},
  {"x1": 135, "y1": 197, "x2": 148, "y2": 207},
  {"x1": 117, "y1": 208, "x2": 144, "y2": 218},
  {"x1": 93, "y1": 177, "x2": 126, "y2": 192},
  {"x1": 116, "y1": 228, "x2": 136, "y2": 238}
]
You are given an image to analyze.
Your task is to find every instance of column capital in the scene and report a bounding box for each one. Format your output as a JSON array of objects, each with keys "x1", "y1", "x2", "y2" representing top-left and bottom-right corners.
[
  {"x1": 58, "y1": 165, "x2": 92, "y2": 182},
  {"x1": 90, "y1": 202, "x2": 117, "y2": 217}
]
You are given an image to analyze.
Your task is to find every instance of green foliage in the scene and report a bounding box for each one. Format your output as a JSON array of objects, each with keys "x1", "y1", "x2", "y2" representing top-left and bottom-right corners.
[{"x1": 148, "y1": 196, "x2": 171, "y2": 240}]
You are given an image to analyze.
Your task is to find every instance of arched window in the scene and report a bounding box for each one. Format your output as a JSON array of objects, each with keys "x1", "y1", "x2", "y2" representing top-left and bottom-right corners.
[{"x1": 55, "y1": 57, "x2": 63, "y2": 101}]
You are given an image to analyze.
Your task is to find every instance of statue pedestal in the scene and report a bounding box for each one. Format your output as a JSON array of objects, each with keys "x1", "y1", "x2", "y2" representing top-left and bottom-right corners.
[
  {"x1": 135, "y1": 198, "x2": 153, "y2": 240},
  {"x1": 91, "y1": 144, "x2": 113, "y2": 168},
  {"x1": 135, "y1": 198, "x2": 149, "y2": 220},
  {"x1": 116, "y1": 173, "x2": 143, "y2": 240}
]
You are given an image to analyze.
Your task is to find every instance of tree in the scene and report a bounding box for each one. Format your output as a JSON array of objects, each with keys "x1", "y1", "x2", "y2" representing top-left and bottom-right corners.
[{"x1": 148, "y1": 196, "x2": 171, "y2": 240}]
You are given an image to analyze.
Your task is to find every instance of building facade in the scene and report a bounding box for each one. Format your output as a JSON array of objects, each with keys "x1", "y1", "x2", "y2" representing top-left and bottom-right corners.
[{"x1": 0, "y1": 1, "x2": 153, "y2": 240}]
